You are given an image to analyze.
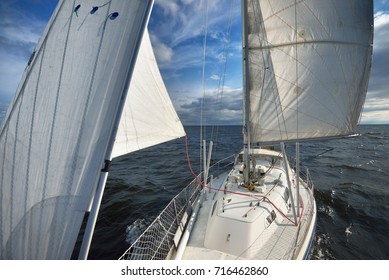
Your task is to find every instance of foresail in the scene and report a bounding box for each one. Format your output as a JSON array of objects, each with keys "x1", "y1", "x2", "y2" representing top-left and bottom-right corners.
[
  {"x1": 111, "y1": 29, "x2": 185, "y2": 158},
  {"x1": 0, "y1": 0, "x2": 153, "y2": 259},
  {"x1": 247, "y1": 0, "x2": 373, "y2": 143}
]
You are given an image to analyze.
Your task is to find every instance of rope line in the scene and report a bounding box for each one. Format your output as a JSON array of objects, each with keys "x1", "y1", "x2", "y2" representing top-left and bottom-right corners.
[{"x1": 184, "y1": 135, "x2": 303, "y2": 226}]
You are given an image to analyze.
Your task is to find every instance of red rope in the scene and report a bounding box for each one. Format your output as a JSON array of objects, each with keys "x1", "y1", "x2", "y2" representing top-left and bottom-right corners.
[
  {"x1": 184, "y1": 135, "x2": 304, "y2": 226},
  {"x1": 184, "y1": 135, "x2": 205, "y2": 187}
]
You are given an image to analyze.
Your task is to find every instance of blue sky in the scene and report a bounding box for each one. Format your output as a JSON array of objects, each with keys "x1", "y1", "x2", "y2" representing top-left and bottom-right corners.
[{"x1": 0, "y1": 0, "x2": 388, "y2": 125}]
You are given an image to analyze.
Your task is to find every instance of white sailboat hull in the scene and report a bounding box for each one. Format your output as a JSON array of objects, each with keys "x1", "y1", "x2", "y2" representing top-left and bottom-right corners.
[
  {"x1": 120, "y1": 148, "x2": 317, "y2": 260},
  {"x1": 179, "y1": 149, "x2": 316, "y2": 260}
]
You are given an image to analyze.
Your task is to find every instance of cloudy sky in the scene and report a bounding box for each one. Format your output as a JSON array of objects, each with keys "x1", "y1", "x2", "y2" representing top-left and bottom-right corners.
[{"x1": 0, "y1": 0, "x2": 388, "y2": 125}]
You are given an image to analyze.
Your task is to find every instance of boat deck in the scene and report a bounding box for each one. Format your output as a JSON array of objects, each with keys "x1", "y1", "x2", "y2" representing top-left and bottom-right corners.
[
  {"x1": 181, "y1": 174, "x2": 239, "y2": 260},
  {"x1": 181, "y1": 171, "x2": 316, "y2": 260}
]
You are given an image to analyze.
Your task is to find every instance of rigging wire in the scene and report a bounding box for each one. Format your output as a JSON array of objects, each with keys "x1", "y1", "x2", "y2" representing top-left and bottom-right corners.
[
  {"x1": 198, "y1": 0, "x2": 236, "y2": 170},
  {"x1": 294, "y1": 0, "x2": 299, "y2": 138},
  {"x1": 200, "y1": 0, "x2": 209, "y2": 177},
  {"x1": 210, "y1": 0, "x2": 235, "y2": 147}
]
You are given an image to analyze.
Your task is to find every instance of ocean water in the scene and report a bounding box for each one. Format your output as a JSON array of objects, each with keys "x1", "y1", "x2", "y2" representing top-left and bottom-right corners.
[
  {"x1": 1, "y1": 107, "x2": 388, "y2": 259},
  {"x1": 85, "y1": 125, "x2": 389, "y2": 260}
]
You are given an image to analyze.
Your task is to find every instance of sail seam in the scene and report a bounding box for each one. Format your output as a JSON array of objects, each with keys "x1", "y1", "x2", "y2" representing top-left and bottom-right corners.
[
  {"x1": 39, "y1": 0, "x2": 76, "y2": 258},
  {"x1": 250, "y1": 40, "x2": 371, "y2": 50},
  {"x1": 0, "y1": 125, "x2": 8, "y2": 257},
  {"x1": 254, "y1": 133, "x2": 360, "y2": 146},
  {"x1": 24, "y1": 37, "x2": 48, "y2": 259},
  {"x1": 257, "y1": 94, "x2": 345, "y2": 131},
  {"x1": 10, "y1": 92, "x2": 25, "y2": 257}
]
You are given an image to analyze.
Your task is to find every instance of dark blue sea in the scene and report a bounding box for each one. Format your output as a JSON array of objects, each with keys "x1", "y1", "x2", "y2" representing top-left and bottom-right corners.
[{"x1": 84, "y1": 125, "x2": 389, "y2": 260}]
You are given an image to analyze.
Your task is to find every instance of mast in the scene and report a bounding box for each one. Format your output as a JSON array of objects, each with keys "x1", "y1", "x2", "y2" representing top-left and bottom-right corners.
[{"x1": 242, "y1": 0, "x2": 251, "y2": 184}]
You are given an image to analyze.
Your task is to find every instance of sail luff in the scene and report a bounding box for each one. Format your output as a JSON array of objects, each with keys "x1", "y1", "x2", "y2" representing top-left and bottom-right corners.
[{"x1": 247, "y1": 0, "x2": 373, "y2": 144}]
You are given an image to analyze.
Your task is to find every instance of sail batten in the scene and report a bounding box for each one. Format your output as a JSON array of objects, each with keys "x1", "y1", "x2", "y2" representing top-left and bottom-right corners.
[{"x1": 247, "y1": 0, "x2": 373, "y2": 143}]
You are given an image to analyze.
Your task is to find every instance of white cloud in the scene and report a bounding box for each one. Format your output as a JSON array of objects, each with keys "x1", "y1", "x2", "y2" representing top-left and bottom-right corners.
[
  {"x1": 151, "y1": 0, "x2": 240, "y2": 62},
  {"x1": 373, "y1": 11, "x2": 389, "y2": 51},
  {"x1": 155, "y1": 0, "x2": 179, "y2": 15},
  {"x1": 154, "y1": 42, "x2": 174, "y2": 63},
  {"x1": 362, "y1": 92, "x2": 389, "y2": 124},
  {"x1": 149, "y1": 0, "x2": 242, "y2": 113},
  {"x1": 362, "y1": 9, "x2": 389, "y2": 123},
  {"x1": 177, "y1": 86, "x2": 242, "y2": 125},
  {"x1": 374, "y1": 11, "x2": 389, "y2": 26},
  {"x1": 210, "y1": 74, "x2": 220, "y2": 80},
  {"x1": 181, "y1": 0, "x2": 196, "y2": 5},
  {"x1": 0, "y1": 53, "x2": 26, "y2": 96},
  {"x1": 2, "y1": 25, "x2": 41, "y2": 47},
  {"x1": 149, "y1": 33, "x2": 174, "y2": 63}
]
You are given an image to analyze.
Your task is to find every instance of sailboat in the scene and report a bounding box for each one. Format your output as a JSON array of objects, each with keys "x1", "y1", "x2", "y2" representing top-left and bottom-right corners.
[
  {"x1": 120, "y1": 0, "x2": 373, "y2": 260},
  {"x1": 0, "y1": 0, "x2": 185, "y2": 259}
]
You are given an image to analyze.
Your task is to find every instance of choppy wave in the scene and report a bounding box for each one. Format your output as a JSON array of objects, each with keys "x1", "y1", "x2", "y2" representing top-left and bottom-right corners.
[{"x1": 125, "y1": 218, "x2": 152, "y2": 244}]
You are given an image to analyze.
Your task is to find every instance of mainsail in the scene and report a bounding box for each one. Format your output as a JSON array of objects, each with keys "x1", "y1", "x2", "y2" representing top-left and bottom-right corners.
[
  {"x1": 0, "y1": 0, "x2": 184, "y2": 259},
  {"x1": 246, "y1": 0, "x2": 373, "y2": 143}
]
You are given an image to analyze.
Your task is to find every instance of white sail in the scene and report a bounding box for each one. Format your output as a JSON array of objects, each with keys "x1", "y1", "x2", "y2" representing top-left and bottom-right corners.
[
  {"x1": 247, "y1": 0, "x2": 373, "y2": 143},
  {"x1": 0, "y1": 0, "x2": 154, "y2": 259},
  {"x1": 111, "y1": 29, "x2": 185, "y2": 158}
]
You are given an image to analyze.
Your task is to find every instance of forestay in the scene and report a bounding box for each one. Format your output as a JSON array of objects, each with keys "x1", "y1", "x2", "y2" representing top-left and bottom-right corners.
[
  {"x1": 0, "y1": 0, "x2": 154, "y2": 259},
  {"x1": 247, "y1": 0, "x2": 373, "y2": 143}
]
